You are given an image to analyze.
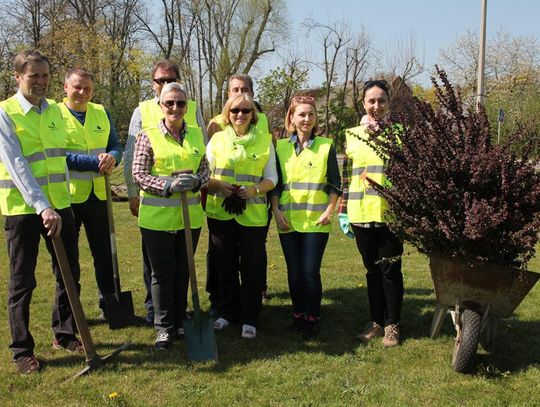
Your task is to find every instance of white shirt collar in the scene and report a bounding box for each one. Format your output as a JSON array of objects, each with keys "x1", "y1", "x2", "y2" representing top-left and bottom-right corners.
[{"x1": 15, "y1": 90, "x2": 49, "y2": 114}]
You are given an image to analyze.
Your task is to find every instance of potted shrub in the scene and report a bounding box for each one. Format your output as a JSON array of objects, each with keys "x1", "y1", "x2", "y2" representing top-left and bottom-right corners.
[{"x1": 360, "y1": 67, "x2": 540, "y2": 373}]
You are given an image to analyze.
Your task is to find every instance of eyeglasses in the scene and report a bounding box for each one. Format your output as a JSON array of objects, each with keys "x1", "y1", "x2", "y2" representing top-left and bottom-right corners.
[
  {"x1": 364, "y1": 79, "x2": 388, "y2": 87},
  {"x1": 230, "y1": 108, "x2": 253, "y2": 114},
  {"x1": 291, "y1": 95, "x2": 315, "y2": 104},
  {"x1": 153, "y1": 77, "x2": 177, "y2": 85},
  {"x1": 162, "y1": 100, "x2": 187, "y2": 108}
]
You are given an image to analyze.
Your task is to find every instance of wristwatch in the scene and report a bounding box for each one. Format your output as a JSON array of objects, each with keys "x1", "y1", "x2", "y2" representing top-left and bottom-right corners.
[{"x1": 254, "y1": 184, "x2": 261, "y2": 195}]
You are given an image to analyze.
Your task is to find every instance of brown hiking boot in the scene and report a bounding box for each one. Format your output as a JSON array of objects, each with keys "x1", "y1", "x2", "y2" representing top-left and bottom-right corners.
[
  {"x1": 357, "y1": 321, "x2": 384, "y2": 343},
  {"x1": 15, "y1": 355, "x2": 41, "y2": 374},
  {"x1": 53, "y1": 337, "x2": 84, "y2": 354},
  {"x1": 382, "y1": 324, "x2": 400, "y2": 347}
]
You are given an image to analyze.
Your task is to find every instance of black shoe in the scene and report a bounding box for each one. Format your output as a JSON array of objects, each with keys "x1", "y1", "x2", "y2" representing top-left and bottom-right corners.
[
  {"x1": 15, "y1": 355, "x2": 41, "y2": 374},
  {"x1": 145, "y1": 312, "x2": 154, "y2": 326},
  {"x1": 154, "y1": 332, "x2": 171, "y2": 351},
  {"x1": 302, "y1": 318, "x2": 320, "y2": 340},
  {"x1": 288, "y1": 315, "x2": 305, "y2": 331}
]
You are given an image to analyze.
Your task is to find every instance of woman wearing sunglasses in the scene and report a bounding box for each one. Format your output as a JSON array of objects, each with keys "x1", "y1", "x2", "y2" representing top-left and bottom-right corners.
[
  {"x1": 338, "y1": 79, "x2": 404, "y2": 347},
  {"x1": 270, "y1": 95, "x2": 341, "y2": 339},
  {"x1": 206, "y1": 93, "x2": 277, "y2": 339},
  {"x1": 132, "y1": 82, "x2": 209, "y2": 350}
]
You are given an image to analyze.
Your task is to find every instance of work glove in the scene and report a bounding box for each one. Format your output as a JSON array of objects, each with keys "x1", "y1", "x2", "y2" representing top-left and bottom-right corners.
[
  {"x1": 221, "y1": 194, "x2": 246, "y2": 215},
  {"x1": 338, "y1": 213, "x2": 354, "y2": 239},
  {"x1": 170, "y1": 174, "x2": 199, "y2": 193}
]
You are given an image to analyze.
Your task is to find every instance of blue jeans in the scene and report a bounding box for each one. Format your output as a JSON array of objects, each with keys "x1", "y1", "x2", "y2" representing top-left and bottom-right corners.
[{"x1": 278, "y1": 232, "x2": 329, "y2": 318}]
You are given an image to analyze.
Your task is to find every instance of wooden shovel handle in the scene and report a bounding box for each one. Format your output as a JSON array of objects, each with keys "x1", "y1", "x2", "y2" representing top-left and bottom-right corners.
[{"x1": 104, "y1": 173, "x2": 122, "y2": 297}]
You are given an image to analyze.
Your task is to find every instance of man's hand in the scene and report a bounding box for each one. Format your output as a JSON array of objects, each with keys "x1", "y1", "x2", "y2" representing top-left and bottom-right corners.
[
  {"x1": 98, "y1": 153, "x2": 116, "y2": 175},
  {"x1": 170, "y1": 174, "x2": 200, "y2": 193},
  {"x1": 41, "y1": 207, "x2": 62, "y2": 237},
  {"x1": 128, "y1": 196, "x2": 139, "y2": 216}
]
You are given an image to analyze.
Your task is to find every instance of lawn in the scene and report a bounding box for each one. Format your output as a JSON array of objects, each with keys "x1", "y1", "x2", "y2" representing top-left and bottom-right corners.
[{"x1": 0, "y1": 189, "x2": 540, "y2": 406}]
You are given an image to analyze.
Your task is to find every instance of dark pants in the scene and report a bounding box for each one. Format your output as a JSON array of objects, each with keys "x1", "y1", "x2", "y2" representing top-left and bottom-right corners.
[
  {"x1": 279, "y1": 232, "x2": 329, "y2": 318},
  {"x1": 71, "y1": 199, "x2": 114, "y2": 311},
  {"x1": 207, "y1": 218, "x2": 266, "y2": 327},
  {"x1": 206, "y1": 209, "x2": 271, "y2": 308},
  {"x1": 5, "y1": 208, "x2": 81, "y2": 360},
  {"x1": 352, "y1": 225, "x2": 404, "y2": 326},
  {"x1": 142, "y1": 239, "x2": 153, "y2": 318},
  {"x1": 141, "y1": 227, "x2": 201, "y2": 335}
]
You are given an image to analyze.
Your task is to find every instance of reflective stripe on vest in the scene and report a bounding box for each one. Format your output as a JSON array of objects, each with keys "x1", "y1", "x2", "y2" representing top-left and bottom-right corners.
[
  {"x1": 138, "y1": 125, "x2": 206, "y2": 231},
  {"x1": 59, "y1": 101, "x2": 110, "y2": 203},
  {"x1": 0, "y1": 96, "x2": 70, "y2": 215},
  {"x1": 345, "y1": 126, "x2": 390, "y2": 223},
  {"x1": 139, "y1": 99, "x2": 198, "y2": 130},
  {"x1": 276, "y1": 136, "x2": 332, "y2": 233},
  {"x1": 206, "y1": 125, "x2": 271, "y2": 226}
]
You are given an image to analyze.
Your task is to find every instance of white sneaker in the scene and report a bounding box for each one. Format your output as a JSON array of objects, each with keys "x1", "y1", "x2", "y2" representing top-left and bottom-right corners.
[
  {"x1": 241, "y1": 324, "x2": 257, "y2": 339},
  {"x1": 213, "y1": 317, "x2": 230, "y2": 330}
]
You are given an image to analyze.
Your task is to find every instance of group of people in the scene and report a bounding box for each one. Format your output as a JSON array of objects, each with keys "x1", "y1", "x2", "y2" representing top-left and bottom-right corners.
[{"x1": 0, "y1": 49, "x2": 404, "y2": 374}]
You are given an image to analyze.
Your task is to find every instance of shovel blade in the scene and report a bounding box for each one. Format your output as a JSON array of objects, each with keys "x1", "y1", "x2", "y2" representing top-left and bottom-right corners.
[
  {"x1": 183, "y1": 315, "x2": 218, "y2": 362},
  {"x1": 104, "y1": 291, "x2": 136, "y2": 330}
]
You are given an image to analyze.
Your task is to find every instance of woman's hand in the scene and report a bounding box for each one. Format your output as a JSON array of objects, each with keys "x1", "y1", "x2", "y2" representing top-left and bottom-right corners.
[
  {"x1": 236, "y1": 185, "x2": 256, "y2": 199},
  {"x1": 273, "y1": 208, "x2": 290, "y2": 231},
  {"x1": 316, "y1": 208, "x2": 333, "y2": 226},
  {"x1": 219, "y1": 180, "x2": 235, "y2": 198}
]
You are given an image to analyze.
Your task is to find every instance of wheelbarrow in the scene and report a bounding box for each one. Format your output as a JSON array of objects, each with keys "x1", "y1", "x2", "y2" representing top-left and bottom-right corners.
[{"x1": 428, "y1": 253, "x2": 540, "y2": 373}]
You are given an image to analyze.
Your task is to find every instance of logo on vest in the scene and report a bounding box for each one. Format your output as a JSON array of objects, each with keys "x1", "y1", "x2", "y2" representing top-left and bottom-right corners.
[
  {"x1": 248, "y1": 153, "x2": 260, "y2": 162},
  {"x1": 48, "y1": 121, "x2": 58, "y2": 130},
  {"x1": 191, "y1": 147, "x2": 201, "y2": 157},
  {"x1": 94, "y1": 125, "x2": 105, "y2": 134},
  {"x1": 305, "y1": 161, "x2": 317, "y2": 171}
]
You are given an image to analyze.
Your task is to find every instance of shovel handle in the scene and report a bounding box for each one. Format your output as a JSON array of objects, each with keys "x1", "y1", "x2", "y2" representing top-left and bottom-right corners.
[
  {"x1": 180, "y1": 191, "x2": 201, "y2": 312},
  {"x1": 51, "y1": 235, "x2": 98, "y2": 363},
  {"x1": 105, "y1": 173, "x2": 122, "y2": 298}
]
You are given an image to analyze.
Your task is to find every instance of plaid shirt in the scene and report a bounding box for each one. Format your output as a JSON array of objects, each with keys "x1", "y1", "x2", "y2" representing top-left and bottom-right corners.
[{"x1": 132, "y1": 120, "x2": 210, "y2": 196}]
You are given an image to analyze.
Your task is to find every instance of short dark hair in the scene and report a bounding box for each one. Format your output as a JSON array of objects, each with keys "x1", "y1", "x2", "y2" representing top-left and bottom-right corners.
[
  {"x1": 14, "y1": 49, "x2": 49, "y2": 74},
  {"x1": 363, "y1": 79, "x2": 390, "y2": 100},
  {"x1": 65, "y1": 67, "x2": 94, "y2": 83},
  {"x1": 152, "y1": 60, "x2": 180, "y2": 80},
  {"x1": 228, "y1": 74, "x2": 254, "y2": 93}
]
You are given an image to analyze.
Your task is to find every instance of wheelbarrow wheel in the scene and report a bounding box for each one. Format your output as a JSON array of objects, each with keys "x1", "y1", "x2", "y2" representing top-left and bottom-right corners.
[{"x1": 452, "y1": 309, "x2": 481, "y2": 373}]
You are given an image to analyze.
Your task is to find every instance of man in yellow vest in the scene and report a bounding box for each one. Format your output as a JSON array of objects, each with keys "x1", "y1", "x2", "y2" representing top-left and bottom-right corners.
[
  {"x1": 123, "y1": 60, "x2": 207, "y2": 324},
  {"x1": 205, "y1": 73, "x2": 272, "y2": 314},
  {"x1": 0, "y1": 50, "x2": 83, "y2": 374},
  {"x1": 59, "y1": 68, "x2": 123, "y2": 320}
]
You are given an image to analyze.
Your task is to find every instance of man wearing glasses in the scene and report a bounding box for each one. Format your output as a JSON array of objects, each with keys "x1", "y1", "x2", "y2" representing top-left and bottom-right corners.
[{"x1": 123, "y1": 60, "x2": 206, "y2": 324}]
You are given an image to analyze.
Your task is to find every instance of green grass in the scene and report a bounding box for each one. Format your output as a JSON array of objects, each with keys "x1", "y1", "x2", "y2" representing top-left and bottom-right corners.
[{"x1": 1, "y1": 198, "x2": 540, "y2": 406}]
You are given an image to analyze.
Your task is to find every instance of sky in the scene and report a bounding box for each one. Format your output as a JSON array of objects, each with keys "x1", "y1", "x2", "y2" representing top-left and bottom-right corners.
[{"x1": 254, "y1": 0, "x2": 540, "y2": 88}]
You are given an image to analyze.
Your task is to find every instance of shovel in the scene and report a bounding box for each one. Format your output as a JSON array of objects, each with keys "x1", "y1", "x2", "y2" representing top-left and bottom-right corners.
[
  {"x1": 51, "y1": 234, "x2": 129, "y2": 378},
  {"x1": 176, "y1": 174, "x2": 218, "y2": 362},
  {"x1": 103, "y1": 173, "x2": 136, "y2": 329}
]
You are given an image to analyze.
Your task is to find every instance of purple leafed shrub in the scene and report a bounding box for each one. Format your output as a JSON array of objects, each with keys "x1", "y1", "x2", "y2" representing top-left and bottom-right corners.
[{"x1": 364, "y1": 68, "x2": 540, "y2": 267}]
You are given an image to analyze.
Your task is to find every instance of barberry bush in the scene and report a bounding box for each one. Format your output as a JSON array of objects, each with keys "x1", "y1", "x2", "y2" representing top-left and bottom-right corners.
[{"x1": 366, "y1": 68, "x2": 540, "y2": 266}]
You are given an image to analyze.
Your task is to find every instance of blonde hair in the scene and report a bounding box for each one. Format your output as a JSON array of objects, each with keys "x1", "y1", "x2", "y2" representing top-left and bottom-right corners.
[
  {"x1": 285, "y1": 95, "x2": 319, "y2": 135},
  {"x1": 222, "y1": 93, "x2": 259, "y2": 126}
]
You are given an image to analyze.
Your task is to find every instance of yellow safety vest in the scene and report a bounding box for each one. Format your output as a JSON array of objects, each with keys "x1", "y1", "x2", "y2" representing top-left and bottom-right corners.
[
  {"x1": 139, "y1": 99, "x2": 198, "y2": 130},
  {"x1": 345, "y1": 125, "x2": 389, "y2": 223},
  {"x1": 209, "y1": 112, "x2": 269, "y2": 135},
  {"x1": 276, "y1": 136, "x2": 333, "y2": 233},
  {"x1": 59, "y1": 101, "x2": 110, "y2": 203},
  {"x1": 206, "y1": 125, "x2": 271, "y2": 227},
  {"x1": 0, "y1": 96, "x2": 70, "y2": 215},
  {"x1": 138, "y1": 125, "x2": 206, "y2": 231}
]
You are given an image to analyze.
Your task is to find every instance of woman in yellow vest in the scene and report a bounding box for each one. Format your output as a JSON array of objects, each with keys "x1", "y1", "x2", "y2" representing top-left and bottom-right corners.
[
  {"x1": 270, "y1": 95, "x2": 341, "y2": 340},
  {"x1": 206, "y1": 93, "x2": 277, "y2": 339},
  {"x1": 338, "y1": 80, "x2": 404, "y2": 347},
  {"x1": 132, "y1": 82, "x2": 209, "y2": 350}
]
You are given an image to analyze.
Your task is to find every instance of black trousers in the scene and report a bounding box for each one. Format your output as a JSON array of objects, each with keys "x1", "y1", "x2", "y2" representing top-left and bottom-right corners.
[
  {"x1": 142, "y1": 239, "x2": 153, "y2": 317},
  {"x1": 5, "y1": 208, "x2": 81, "y2": 360},
  {"x1": 141, "y1": 227, "x2": 201, "y2": 335},
  {"x1": 71, "y1": 199, "x2": 114, "y2": 311},
  {"x1": 352, "y1": 225, "x2": 404, "y2": 326},
  {"x1": 207, "y1": 218, "x2": 267, "y2": 327}
]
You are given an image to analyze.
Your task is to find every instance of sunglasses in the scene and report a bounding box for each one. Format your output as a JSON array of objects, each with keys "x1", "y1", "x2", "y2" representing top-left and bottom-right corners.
[
  {"x1": 153, "y1": 77, "x2": 177, "y2": 85},
  {"x1": 292, "y1": 95, "x2": 315, "y2": 103},
  {"x1": 162, "y1": 100, "x2": 187, "y2": 108},
  {"x1": 230, "y1": 108, "x2": 253, "y2": 114}
]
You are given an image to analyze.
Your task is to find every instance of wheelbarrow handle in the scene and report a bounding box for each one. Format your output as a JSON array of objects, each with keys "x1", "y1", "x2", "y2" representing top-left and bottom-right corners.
[{"x1": 104, "y1": 173, "x2": 122, "y2": 298}]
